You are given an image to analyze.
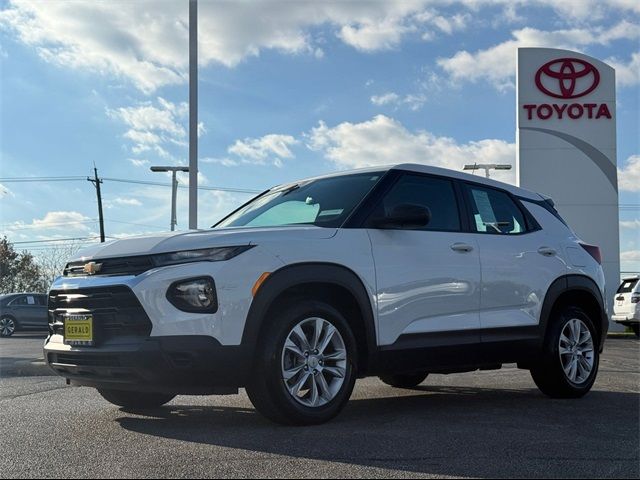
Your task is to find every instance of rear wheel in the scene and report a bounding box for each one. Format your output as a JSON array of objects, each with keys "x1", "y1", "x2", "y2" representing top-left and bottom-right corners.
[
  {"x1": 246, "y1": 300, "x2": 357, "y2": 425},
  {"x1": 379, "y1": 373, "x2": 429, "y2": 389},
  {"x1": 631, "y1": 325, "x2": 640, "y2": 337},
  {"x1": 531, "y1": 306, "x2": 599, "y2": 398},
  {"x1": 97, "y1": 388, "x2": 175, "y2": 409},
  {"x1": 0, "y1": 316, "x2": 17, "y2": 337}
]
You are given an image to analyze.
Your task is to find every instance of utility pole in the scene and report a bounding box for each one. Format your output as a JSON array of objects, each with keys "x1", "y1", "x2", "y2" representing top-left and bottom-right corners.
[
  {"x1": 150, "y1": 166, "x2": 189, "y2": 231},
  {"x1": 188, "y1": 0, "x2": 198, "y2": 229},
  {"x1": 87, "y1": 167, "x2": 106, "y2": 242}
]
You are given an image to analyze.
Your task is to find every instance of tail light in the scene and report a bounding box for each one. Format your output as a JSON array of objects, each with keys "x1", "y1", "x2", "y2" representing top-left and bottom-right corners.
[
  {"x1": 632, "y1": 294, "x2": 640, "y2": 304},
  {"x1": 579, "y1": 242, "x2": 602, "y2": 265}
]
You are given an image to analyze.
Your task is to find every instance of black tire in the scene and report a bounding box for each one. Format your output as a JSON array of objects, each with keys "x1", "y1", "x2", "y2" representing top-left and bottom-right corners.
[
  {"x1": 245, "y1": 299, "x2": 358, "y2": 426},
  {"x1": 0, "y1": 316, "x2": 18, "y2": 337},
  {"x1": 97, "y1": 388, "x2": 175, "y2": 409},
  {"x1": 379, "y1": 373, "x2": 429, "y2": 389},
  {"x1": 631, "y1": 325, "x2": 640, "y2": 337},
  {"x1": 531, "y1": 306, "x2": 599, "y2": 398}
]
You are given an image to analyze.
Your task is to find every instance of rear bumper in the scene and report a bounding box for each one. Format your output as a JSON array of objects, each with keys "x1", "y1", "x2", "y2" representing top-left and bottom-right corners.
[
  {"x1": 612, "y1": 314, "x2": 639, "y2": 325},
  {"x1": 44, "y1": 335, "x2": 251, "y2": 395}
]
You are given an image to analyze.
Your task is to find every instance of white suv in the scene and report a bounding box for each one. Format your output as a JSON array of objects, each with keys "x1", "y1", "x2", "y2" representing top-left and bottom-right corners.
[
  {"x1": 612, "y1": 276, "x2": 640, "y2": 336},
  {"x1": 44, "y1": 164, "x2": 608, "y2": 425}
]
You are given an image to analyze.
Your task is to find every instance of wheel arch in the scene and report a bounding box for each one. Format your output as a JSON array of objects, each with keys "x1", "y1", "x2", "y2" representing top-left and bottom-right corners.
[
  {"x1": 242, "y1": 262, "x2": 377, "y2": 375},
  {"x1": 540, "y1": 274, "x2": 608, "y2": 351}
]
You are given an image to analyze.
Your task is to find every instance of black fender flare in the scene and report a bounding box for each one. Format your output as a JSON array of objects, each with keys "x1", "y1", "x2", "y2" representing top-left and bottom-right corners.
[
  {"x1": 241, "y1": 262, "x2": 377, "y2": 371},
  {"x1": 539, "y1": 274, "x2": 608, "y2": 350}
]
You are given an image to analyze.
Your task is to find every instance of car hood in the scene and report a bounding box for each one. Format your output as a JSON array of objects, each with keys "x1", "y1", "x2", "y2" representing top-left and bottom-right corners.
[{"x1": 69, "y1": 226, "x2": 338, "y2": 262}]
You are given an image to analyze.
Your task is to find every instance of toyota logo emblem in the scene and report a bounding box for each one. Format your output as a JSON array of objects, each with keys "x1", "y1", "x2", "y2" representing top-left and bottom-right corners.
[{"x1": 535, "y1": 58, "x2": 600, "y2": 99}]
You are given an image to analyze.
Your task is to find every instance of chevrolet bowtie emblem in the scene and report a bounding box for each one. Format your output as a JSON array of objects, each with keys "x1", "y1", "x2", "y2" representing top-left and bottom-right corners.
[{"x1": 83, "y1": 262, "x2": 102, "y2": 275}]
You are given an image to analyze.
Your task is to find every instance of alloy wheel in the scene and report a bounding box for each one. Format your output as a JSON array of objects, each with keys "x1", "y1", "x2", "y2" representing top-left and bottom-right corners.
[
  {"x1": 0, "y1": 317, "x2": 16, "y2": 337},
  {"x1": 281, "y1": 317, "x2": 348, "y2": 408},
  {"x1": 559, "y1": 318, "x2": 595, "y2": 385}
]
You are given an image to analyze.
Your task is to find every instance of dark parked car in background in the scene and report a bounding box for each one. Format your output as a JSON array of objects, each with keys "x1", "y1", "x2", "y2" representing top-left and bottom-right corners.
[{"x1": 0, "y1": 293, "x2": 48, "y2": 337}]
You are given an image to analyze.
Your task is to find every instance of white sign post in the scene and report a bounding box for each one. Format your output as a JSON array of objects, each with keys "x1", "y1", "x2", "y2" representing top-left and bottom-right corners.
[{"x1": 517, "y1": 48, "x2": 620, "y2": 319}]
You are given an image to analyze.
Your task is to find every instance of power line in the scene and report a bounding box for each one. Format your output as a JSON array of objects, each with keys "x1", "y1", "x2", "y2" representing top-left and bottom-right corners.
[
  {"x1": 0, "y1": 220, "x2": 98, "y2": 230},
  {"x1": 105, "y1": 219, "x2": 166, "y2": 230},
  {"x1": 0, "y1": 176, "x2": 86, "y2": 182},
  {"x1": 0, "y1": 176, "x2": 261, "y2": 194},
  {"x1": 101, "y1": 177, "x2": 260, "y2": 194},
  {"x1": 11, "y1": 236, "x2": 105, "y2": 245}
]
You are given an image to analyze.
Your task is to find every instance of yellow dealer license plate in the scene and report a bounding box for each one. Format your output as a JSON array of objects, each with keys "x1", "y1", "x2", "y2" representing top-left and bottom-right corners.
[{"x1": 64, "y1": 314, "x2": 94, "y2": 346}]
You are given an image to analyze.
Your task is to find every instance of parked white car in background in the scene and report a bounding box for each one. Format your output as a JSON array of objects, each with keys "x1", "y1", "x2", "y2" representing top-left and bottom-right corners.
[
  {"x1": 44, "y1": 163, "x2": 608, "y2": 425},
  {"x1": 612, "y1": 276, "x2": 640, "y2": 336}
]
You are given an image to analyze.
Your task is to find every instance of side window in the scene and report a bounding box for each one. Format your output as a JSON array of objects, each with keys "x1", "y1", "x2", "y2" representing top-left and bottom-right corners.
[
  {"x1": 10, "y1": 296, "x2": 27, "y2": 306},
  {"x1": 465, "y1": 185, "x2": 528, "y2": 235},
  {"x1": 368, "y1": 173, "x2": 461, "y2": 231},
  {"x1": 26, "y1": 295, "x2": 36, "y2": 305}
]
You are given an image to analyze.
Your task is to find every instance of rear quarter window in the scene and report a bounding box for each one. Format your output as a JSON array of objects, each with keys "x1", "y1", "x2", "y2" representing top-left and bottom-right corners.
[{"x1": 617, "y1": 279, "x2": 639, "y2": 294}]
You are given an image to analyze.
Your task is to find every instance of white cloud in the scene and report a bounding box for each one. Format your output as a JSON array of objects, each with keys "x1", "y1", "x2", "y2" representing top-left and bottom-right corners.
[
  {"x1": 108, "y1": 97, "x2": 196, "y2": 163},
  {"x1": 621, "y1": 250, "x2": 640, "y2": 262},
  {"x1": 307, "y1": 114, "x2": 516, "y2": 183},
  {"x1": 371, "y1": 92, "x2": 427, "y2": 111},
  {"x1": 0, "y1": 1, "x2": 428, "y2": 91},
  {"x1": 227, "y1": 134, "x2": 298, "y2": 166},
  {"x1": 0, "y1": 0, "x2": 187, "y2": 94},
  {"x1": 112, "y1": 197, "x2": 142, "y2": 207},
  {"x1": 620, "y1": 220, "x2": 640, "y2": 229},
  {"x1": 618, "y1": 155, "x2": 640, "y2": 192},
  {"x1": 437, "y1": 21, "x2": 640, "y2": 90},
  {"x1": 1, "y1": 1, "x2": 638, "y2": 93},
  {"x1": 5, "y1": 211, "x2": 94, "y2": 235},
  {"x1": 371, "y1": 92, "x2": 401, "y2": 106},
  {"x1": 607, "y1": 52, "x2": 640, "y2": 87},
  {"x1": 128, "y1": 158, "x2": 150, "y2": 168}
]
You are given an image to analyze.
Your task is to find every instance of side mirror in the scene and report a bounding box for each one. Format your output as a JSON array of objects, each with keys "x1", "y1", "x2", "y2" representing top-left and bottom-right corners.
[{"x1": 371, "y1": 204, "x2": 431, "y2": 229}]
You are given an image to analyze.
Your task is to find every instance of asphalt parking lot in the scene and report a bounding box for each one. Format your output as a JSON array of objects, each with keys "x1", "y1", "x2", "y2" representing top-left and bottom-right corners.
[{"x1": 1, "y1": 333, "x2": 638, "y2": 479}]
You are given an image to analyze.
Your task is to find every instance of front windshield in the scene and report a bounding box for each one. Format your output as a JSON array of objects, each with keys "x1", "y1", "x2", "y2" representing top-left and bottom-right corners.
[{"x1": 216, "y1": 172, "x2": 383, "y2": 229}]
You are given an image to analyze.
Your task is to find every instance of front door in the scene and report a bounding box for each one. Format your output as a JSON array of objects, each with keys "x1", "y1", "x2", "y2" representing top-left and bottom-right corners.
[{"x1": 365, "y1": 173, "x2": 482, "y2": 347}]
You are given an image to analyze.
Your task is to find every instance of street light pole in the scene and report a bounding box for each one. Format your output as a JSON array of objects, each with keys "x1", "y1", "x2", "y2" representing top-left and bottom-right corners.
[
  {"x1": 170, "y1": 170, "x2": 179, "y2": 231},
  {"x1": 463, "y1": 163, "x2": 512, "y2": 179},
  {"x1": 188, "y1": 0, "x2": 198, "y2": 230},
  {"x1": 150, "y1": 166, "x2": 189, "y2": 231}
]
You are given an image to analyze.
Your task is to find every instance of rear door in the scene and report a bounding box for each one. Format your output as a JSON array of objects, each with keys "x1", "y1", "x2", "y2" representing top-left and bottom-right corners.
[
  {"x1": 461, "y1": 183, "x2": 567, "y2": 338},
  {"x1": 365, "y1": 172, "x2": 481, "y2": 347}
]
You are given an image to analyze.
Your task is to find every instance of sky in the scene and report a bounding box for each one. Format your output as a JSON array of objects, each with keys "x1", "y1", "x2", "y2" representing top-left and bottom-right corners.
[{"x1": 0, "y1": 0, "x2": 638, "y2": 271}]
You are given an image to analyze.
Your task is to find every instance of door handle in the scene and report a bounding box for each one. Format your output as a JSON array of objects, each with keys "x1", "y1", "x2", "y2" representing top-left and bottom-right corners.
[
  {"x1": 538, "y1": 246, "x2": 557, "y2": 257},
  {"x1": 451, "y1": 243, "x2": 474, "y2": 253}
]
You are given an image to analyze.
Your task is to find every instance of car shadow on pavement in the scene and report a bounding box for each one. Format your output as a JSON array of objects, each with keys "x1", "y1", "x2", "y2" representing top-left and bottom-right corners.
[{"x1": 115, "y1": 385, "x2": 640, "y2": 478}]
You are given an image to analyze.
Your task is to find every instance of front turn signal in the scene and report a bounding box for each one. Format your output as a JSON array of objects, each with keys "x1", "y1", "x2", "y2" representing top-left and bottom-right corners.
[{"x1": 252, "y1": 272, "x2": 271, "y2": 297}]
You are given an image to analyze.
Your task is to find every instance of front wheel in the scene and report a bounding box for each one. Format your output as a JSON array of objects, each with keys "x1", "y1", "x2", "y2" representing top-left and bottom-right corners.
[
  {"x1": 531, "y1": 306, "x2": 599, "y2": 398},
  {"x1": 0, "y1": 316, "x2": 17, "y2": 337},
  {"x1": 97, "y1": 388, "x2": 175, "y2": 409},
  {"x1": 379, "y1": 373, "x2": 429, "y2": 389},
  {"x1": 246, "y1": 300, "x2": 357, "y2": 425}
]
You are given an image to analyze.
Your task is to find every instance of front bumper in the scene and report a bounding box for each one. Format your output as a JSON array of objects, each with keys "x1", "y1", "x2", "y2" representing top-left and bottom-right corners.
[{"x1": 44, "y1": 335, "x2": 251, "y2": 395}]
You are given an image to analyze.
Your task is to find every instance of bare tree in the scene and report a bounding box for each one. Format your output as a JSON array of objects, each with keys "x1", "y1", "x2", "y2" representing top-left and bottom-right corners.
[{"x1": 36, "y1": 241, "x2": 84, "y2": 289}]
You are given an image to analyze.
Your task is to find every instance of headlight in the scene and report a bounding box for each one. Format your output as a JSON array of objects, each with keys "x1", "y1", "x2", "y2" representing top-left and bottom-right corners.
[
  {"x1": 167, "y1": 277, "x2": 218, "y2": 313},
  {"x1": 152, "y1": 245, "x2": 253, "y2": 267}
]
